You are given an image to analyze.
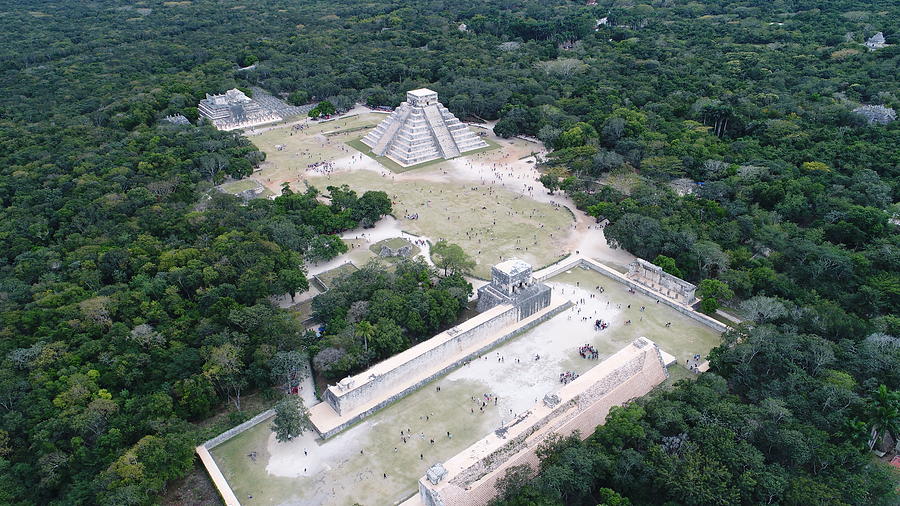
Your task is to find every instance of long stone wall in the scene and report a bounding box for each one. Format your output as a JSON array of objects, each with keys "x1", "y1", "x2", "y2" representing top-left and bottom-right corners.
[
  {"x1": 196, "y1": 408, "x2": 277, "y2": 506},
  {"x1": 202, "y1": 408, "x2": 276, "y2": 450},
  {"x1": 317, "y1": 300, "x2": 571, "y2": 439},
  {"x1": 534, "y1": 257, "x2": 728, "y2": 333},
  {"x1": 325, "y1": 305, "x2": 518, "y2": 415},
  {"x1": 415, "y1": 338, "x2": 669, "y2": 506}
]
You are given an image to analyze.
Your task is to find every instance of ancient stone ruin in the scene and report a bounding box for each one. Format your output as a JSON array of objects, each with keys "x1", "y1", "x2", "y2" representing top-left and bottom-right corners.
[
  {"x1": 377, "y1": 238, "x2": 414, "y2": 258},
  {"x1": 417, "y1": 337, "x2": 669, "y2": 506},
  {"x1": 865, "y1": 32, "x2": 888, "y2": 50},
  {"x1": 361, "y1": 88, "x2": 488, "y2": 166},
  {"x1": 626, "y1": 258, "x2": 697, "y2": 305},
  {"x1": 853, "y1": 104, "x2": 897, "y2": 125},
  {"x1": 477, "y1": 259, "x2": 552, "y2": 320},
  {"x1": 198, "y1": 88, "x2": 282, "y2": 131},
  {"x1": 162, "y1": 114, "x2": 190, "y2": 126}
]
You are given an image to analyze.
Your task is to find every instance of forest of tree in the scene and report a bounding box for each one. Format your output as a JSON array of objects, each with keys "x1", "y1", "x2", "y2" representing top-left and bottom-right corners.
[{"x1": 0, "y1": 0, "x2": 897, "y2": 504}]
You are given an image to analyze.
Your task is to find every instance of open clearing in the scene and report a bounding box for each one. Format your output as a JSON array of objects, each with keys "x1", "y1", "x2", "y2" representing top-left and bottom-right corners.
[
  {"x1": 247, "y1": 113, "x2": 572, "y2": 278},
  {"x1": 211, "y1": 268, "x2": 722, "y2": 505},
  {"x1": 306, "y1": 169, "x2": 573, "y2": 278}
]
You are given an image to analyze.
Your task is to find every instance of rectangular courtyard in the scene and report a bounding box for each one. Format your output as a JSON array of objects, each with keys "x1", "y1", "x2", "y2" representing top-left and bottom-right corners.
[{"x1": 209, "y1": 266, "x2": 722, "y2": 505}]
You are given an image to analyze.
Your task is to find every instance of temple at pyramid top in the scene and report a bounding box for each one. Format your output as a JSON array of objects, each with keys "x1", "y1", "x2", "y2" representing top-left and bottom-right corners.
[{"x1": 362, "y1": 88, "x2": 488, "y2": 167}]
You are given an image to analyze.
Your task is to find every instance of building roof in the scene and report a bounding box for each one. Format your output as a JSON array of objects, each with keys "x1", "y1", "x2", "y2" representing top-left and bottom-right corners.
[
  {"x1": 407, "y1": 88, "x2": 437, "y2": 97},
  {"x1": 493, "y1": 258, "x2": 531, "y2": 277}
]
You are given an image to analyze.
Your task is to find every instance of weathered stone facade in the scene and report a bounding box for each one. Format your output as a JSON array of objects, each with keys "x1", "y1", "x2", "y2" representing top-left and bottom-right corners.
[
  {"x1": 379, "y1": 243, "x2": 413, "y2": 257},
  {"x1": 313, "y1": 298, "x2": 571, "y2": 438},
  {"x1": 626, "y1": 258, "x2": 697, "y2": 305},
  {"x1": 865, "y1": 31, "x2": 888, "y2": 50},
  {"x1": 198, "y1": 89, "x2": 282, "y2": 131},
  {"x1": 853, "y1": 104, "x2": 896, "y2": 125},
  {"x1": 361, "y1": 88, "x2": 488, "y2": 166},
  {"x1": 477, "y1": 259, "x2": 552, "y2": 320}
]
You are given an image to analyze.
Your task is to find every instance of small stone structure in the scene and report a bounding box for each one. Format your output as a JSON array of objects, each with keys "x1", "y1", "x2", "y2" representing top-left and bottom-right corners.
[
  {"x1": 361, "y1": 88, "x2": 488, "y2": 166},
  {"x1": 414, "y1": 337, "x2": 669, "y2": 506},
  {"x1": 162, "y1": 114, "x2": 190, "y2": 125},
  {"x1": 626, "y1": 258, "x2": 697, "y2": 305},
  {"x1": 198, "y1": 89, "x2": 282, "y2": 131},
  {"x1": 477, "y1": 259, "x2": 552, "y2": 320},
  {"x1": 378, "y1": 239, "x2": 414, "y2": 258},
  {"x1": 853, "y1": 104, "x2": 897, "y2": 125},
  {"x1": 865, "y1": 32, "x2": 888, "y2": 50}
]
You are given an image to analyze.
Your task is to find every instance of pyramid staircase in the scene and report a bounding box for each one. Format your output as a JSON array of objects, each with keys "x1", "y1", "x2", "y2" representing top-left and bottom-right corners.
[{"x1": 362, "y1": 89, "x2": 488, "y2": 167}]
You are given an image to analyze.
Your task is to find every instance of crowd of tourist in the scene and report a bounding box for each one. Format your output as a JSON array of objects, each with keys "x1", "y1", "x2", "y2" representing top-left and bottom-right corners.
[
  {"x1": 579, "y1": 344, "x2": 599, "y2": 359},
  {"x1": 559, "y1": 371, "x2": 579, "y2": 384},
  {"x1": 307, "y1": 160, "x2": 335, "y2": 174}
]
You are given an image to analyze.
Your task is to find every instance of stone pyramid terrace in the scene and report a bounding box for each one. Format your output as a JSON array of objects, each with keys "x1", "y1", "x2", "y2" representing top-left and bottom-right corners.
[{"x1": 362, "y1": 88, "x2": 488, "y2": 166}]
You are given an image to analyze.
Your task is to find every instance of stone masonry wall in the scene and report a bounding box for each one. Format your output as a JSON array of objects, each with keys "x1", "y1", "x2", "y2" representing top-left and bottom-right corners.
[
  {"x1": 535, "y1": 258, "x2": 727, "y2": 333},
  {"x1": 202, "y1": 408, "x2": 275, "y2": 449},
  {"x1": 330, "y1": 306, "x2": 517, "y2": 415},
  {"x1": 321, "y1": 301, "x2": 572, "y2": 438},
  {"x1": 419, "y1": 343, "x2": 668, "y2": 506}
]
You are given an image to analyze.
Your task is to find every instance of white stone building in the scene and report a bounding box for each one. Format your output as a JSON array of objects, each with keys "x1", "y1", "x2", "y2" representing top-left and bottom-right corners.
[
  {"x1": 198, "y1": 89, "x2": 282, "y2": 131},
  {"x1": 361, "y1": 88, "x2": 488, "y2": 166}
]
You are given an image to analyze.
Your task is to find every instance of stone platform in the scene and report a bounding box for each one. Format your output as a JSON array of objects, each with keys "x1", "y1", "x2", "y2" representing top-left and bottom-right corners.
[{"x1": 310, "y1": 296, "x2": 571, "y2": 439}]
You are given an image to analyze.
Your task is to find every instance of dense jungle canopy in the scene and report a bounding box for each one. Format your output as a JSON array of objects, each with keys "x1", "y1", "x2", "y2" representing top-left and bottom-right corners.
[{"x1": 0, "y1": 0, "x2": 898, "y2": 504}]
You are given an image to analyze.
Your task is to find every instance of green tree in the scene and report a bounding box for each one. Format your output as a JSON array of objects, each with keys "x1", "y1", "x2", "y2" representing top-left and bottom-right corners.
[
  {"x1": 202, "y1": 343, "x2": 247, "y2": 410},
  {"x1": 287, "y1": 90, "x2": 310, "y2": 106},
  {"x1": 539, "y1": 173, "x2": 560, "y2": 195},
  {"x1": 270, "y1": 351, "x2": 308, "y2": 393},
  {"x1": 866, "y1": 384, "x2": 900, "y2": 451},
  {"x1": 697, "y1": 279, "x2": 733, "y2": 302},
  {"x1": 652, "y1": 255, "x2": 683, "y2": 278},
  {"x1": 431, "y1": 240, "x2": 476, "y2": 276},
  {"x1": 278, "y1": 268, "x2": 308, "y2": 302},
  {"x1": 271, "y1": 397, "x2": 314, "y2": 442}
]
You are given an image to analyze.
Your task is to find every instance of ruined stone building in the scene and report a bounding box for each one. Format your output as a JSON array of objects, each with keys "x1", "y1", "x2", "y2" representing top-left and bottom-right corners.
[
  {"x1": 361, "y1": 88, "x2": 488, "y2": 166},
  {"x1": 477, "y1": 259, "x2": 552, "y2": 320},
  {"x1": 626, "y1": 258, "x2": 697, "y2": 305},
  {"x1": 198, "y1": 89, "x2": 281, "y2": 131},
  {"x1": 865, "y1": 32, "x2": 888, "y2": 50}
]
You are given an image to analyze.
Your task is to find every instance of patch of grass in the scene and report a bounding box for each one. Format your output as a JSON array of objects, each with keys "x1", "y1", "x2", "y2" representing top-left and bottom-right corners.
[
  {"x1": 313, "y1": 262, "x2": 358, "y2": 291},
  {"x1": 218, "y1": 179, "x2": 261, "y2": 194},
  {"x1": 305, "y1": 170, "x2": 574, "y2": 278},
  {"x1": 323, "y1": 124, "x2": 376, "y2": 137}
]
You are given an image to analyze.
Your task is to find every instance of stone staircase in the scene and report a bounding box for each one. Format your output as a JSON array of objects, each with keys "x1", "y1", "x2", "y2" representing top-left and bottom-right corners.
[
  {"x1": 423, "y1": 104, "x2": 460, "y2": 158},
  {"x1": 371, "y1": 107, "x2": 410, "y2": 156}
]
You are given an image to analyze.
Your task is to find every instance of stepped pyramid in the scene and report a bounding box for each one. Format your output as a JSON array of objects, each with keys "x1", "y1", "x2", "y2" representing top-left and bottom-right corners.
[{"x1": 362, "y1": 89, "x2": 488, "y2": 166}]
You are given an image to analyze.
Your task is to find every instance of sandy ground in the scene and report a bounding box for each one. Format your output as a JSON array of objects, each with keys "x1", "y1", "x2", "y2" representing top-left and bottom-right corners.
[{"x1": 211, "y1": 269, "x2": 721, "y2": 506}]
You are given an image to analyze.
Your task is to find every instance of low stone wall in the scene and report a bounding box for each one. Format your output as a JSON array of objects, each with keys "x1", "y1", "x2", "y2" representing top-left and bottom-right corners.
[
  {"x1": 197, "y1": 408, "x2": 276, "y2": 506},
  {"x1": 320, "y1": 300, "x2": 571, "y2": 439},
  {"x1": 535, "y1": 257, "x2": 728, "y2": 333},
  {"x1": 196, "y1": 446, "x2": 241, "y2": 506},
  {"x1": 202, "y1": 408, "x2": 275, "y2": 450},
  {"x1": 326, "y1": 305, "x2": 519, "y2": 415}
]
